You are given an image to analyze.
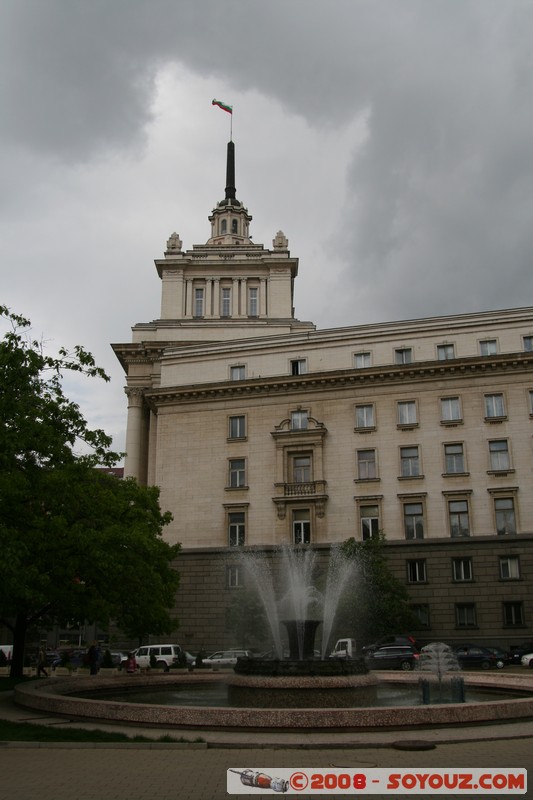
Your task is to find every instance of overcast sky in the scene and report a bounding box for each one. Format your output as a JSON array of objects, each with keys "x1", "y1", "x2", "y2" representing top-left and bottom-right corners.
[{"x1": 2, "y1": 0, "x2": 533, "y2": 458}]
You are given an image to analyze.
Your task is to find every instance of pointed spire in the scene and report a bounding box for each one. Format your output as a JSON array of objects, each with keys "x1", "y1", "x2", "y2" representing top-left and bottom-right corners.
[{"x1": 225, "y1": 141, "x2": 236, "y2": 201}]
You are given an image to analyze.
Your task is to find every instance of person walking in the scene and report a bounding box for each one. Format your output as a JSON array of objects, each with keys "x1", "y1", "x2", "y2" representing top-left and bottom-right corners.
[{"x1": 37, "y1": 648, "x2": 49, "y2": 678}]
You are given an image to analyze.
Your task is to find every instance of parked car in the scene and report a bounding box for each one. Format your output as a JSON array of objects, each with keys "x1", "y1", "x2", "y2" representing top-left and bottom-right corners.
[
  {"x1": 202, "y1": 649, "x2": 253, "y2": 666},
  {"x1": 364, "y1": 645, "x2": 419, "y2": 671},
  {"x1": 520, "y1": 653, "x2": 533, "y2": 668},
  {"x1": 484, "y1": 646, "x2": 509, "y2": 667},
  {"x1": 120, "y1": 644, "x2": 184, "y2": 671},
  {"x1": 362, "y1": 634, "x2": 417, "y2": 654},
  {"x1": 453, "y1": 645, "x2": 504, "y2": 669},
  {"x1": 508, "y1": 642, "x2": 533, "y2": 665},
  {"x1": 100, "y1": 651, "x2": 128, "y2": 668},
  {"x1": 51, "y1": 649, "x2": 87, "y2": 669}
]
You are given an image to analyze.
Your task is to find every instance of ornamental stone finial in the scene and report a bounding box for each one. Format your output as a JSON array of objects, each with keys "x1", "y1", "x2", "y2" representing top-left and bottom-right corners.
[
  {"x1": 273, "y1": 230, "x2": 288, "y2": 250},
  {"x1": 166, "y1": 232, "x2": 183, "y2": 251}
]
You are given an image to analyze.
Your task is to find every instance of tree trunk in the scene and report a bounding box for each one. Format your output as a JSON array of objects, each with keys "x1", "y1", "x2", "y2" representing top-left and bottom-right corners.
[{"x1": 9, "y1": 614, "x2": 28, "y2": 679}]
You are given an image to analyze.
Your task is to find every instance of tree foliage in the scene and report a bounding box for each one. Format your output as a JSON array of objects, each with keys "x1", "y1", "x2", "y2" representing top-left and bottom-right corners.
[
  {"x1": 0, "y1": 307, "x2": 180, "y2": 677},
  {"x1": 225, "y1": 588, "x2": 269, "y2": 651},
  {"x1": 338, "y1": 532, "x2": 418, "y2": 647}
]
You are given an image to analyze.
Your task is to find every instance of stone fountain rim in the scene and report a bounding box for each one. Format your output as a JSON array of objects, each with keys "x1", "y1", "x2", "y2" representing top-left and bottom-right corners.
[{"x1": 13, "y1": 671, "x2": 533, "y2": 731}]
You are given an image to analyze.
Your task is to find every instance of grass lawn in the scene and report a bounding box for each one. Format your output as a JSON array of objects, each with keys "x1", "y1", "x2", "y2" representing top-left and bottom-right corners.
[{"x1": 0, "y1": 677, "x2": 202, "y2": 744}]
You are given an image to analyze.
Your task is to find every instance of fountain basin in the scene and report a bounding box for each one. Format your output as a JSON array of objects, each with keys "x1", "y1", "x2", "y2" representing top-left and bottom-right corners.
[{"x1": 14, "y1": 672, "x2": 533, "y2": 731}]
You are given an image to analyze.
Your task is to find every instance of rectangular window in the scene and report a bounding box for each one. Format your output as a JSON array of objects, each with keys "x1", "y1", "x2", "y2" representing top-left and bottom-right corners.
[
  {"x1": 397, "y1": 401, "x2": 417, "y2": 426},
  {"x1": 449, "y1": 499, "x2": 470, "y2": 537},
  {"x1": 230, "y1": 365, "x2": 245, "y2": 381},
  {"x1": 229, "y1": 459, "x2": 246, "y2": 488},
  {"x1": 400, "y1": 446, "x2": 420, "y2": 477},
  {"x1": 407, "y1": 559, "x2": 426, "y2": 583},
  {"x1": 226, "y1": 565, "x2": 243, "y2": 588},
  {"x1": 444, "y1": 443, "x2": 465, "y2": 474},
  {"x1": 523, "y1": 336, "x2": 533, "y2": 352},
  {"x1": 455, "y1": 603, "x2": 477, "y2": 627},
  {"x1": 292, "y1": 455, "x2": 311, "y2": 483},
  {"x1": 354, "y1": 352, "x2": 371, "y2": 368},
  {"x1": 357, "y1": 449, "x2": 377, "y2": 480},
  {"x1": 484, "y1": 393, "x2": 505, "y2": 418},
  {"x1": 495, "y1": 497, "x2": 516, "y2": 535},
  {"x1": 452, "y1": 557, "x2": 473, "y2": 581},
  {"x1": 194, "y1": 287, "x2": 204, "y2": 317},
  {"x1": 291, "y1": 359, "x2": 307, "y2": 375},
  {"x1": 360, "y1": 505, "x2": 379, "y2": 540},
  {"x1": 503, "y1": 601, "x2": 524, "y2": 626},
  {"x1": 404, "y1": 502, "x2": 424, "y2": 539},
  {"x1": 480, "y1": 339, "x2": 498, "y2": 356},
  {"x1": 293, "y1": 509, "x2": 310, "y2": 544},
  {"x1": 228, "y1": 512, "x2": 245, "y2": 546},
  {"x1": 440, "y1": 396, "x2": 462, "y2": 423},
  {"x1": 395, "y1": 348, "x2": 413, "y2": 365},
  {"x1": 437, "y1": 344, "x2": 455, "y2": 360},
  {"x1": 499, "y1": 555, "x2": 520, "y2": 580},
  {"x1": 221, "y1": 287, "x2": 231, "y2": 317},
  {"x1": 489, "y1": 440, "x2": 510, "y2": 471},
  {"x1": 529, "y1": 390, "x2": 533, "y2": 415},
  {"x1": 411, "y1": 604, "x2": 430, "y2": 629},
  {"x1": 248, "y1": 287, "x2": 258, "y2": 317},
  {"x1": 355, "y1": 404, "x2": 375, "y2": 429},
  {"x1": 291, "y1": 410, "x2": 308, "y2": 430},
  {"x1": 229, "y1": 415, "x2": 246, "y2": 439}
]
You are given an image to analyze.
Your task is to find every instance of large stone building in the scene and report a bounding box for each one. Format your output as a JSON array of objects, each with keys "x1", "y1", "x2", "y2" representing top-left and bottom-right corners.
[{"x1": 113, "y1": 141, "x2": 533, "y2": 655}]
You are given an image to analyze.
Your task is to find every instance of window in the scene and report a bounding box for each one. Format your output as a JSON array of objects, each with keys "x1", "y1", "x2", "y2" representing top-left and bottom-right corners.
[
  {"x1": 411, "y1": 604, "x2": 430, "y2": 629},
  {"x1": 221, "y1": 287, "x2": 231, "y2": 317},
  {"x1": 400, "y1": 446, "x2": 420, "y2": 477},
  {"x1": 480, "y1": 339, "x2": 497, "y2": 356},
  {"x1": 230, "y1": 365, "x2": 245, "y2": 381},
  {"x1": 437, "y1": 344, "x2": 455, "y2": 360},
  {"x1": 403, "y1": 502, "x2": 424, "y2": 539},
  {"x1": 194, "y1": 287, "x2": 204, "y2": 317},
  {"x1": 455, "y1": 603, "x2": 477, "y2": 627},
  {"x1": 229, "y1": 415, "x2": 246, "y2": 440},
  {"x1": 355, "y1": 404, "x2": 375, "y2": 429},
  {"x1": 440, "y1": 396, "x2": 462, "y2": 423},
  {"x1": 360, "y1": 505, "x2": 379, "y2": 540},
  {"x1": 354, "y1": 352, "x2": 371, "y2": 368},
  {"x1": 231, "y1": 218, "x2": 238, "y2": 234},
  {"x1": 499, "y1": 556, "x2": 520, "y2": 580},
  {"x1": 523, "y1": 336, "x2": 533, "y2": 352},
  {"x1": 248, "y1": 287, "x2": 258, "y2": 317},
  {"x1": 503, "y1": 601, "x2": 524, "y2": 627},
  {"x1": 293, "y1": 509, "x2": 310, "y2": 544},
  {"x1": 407, "y1": 559, "x2": 426, "y2": 583},
  {"x1": 444, "y1": 443, "x2": 465, "y2": 474},
  {"x1": 489, "y1": 440, "x2": 510, "y2": 471},
  {"x1": 484, "y1": 393, "x2": 505, "y2": 419},
  {"x1": 528, "y1": 390, "x2": 533, "y2": 415},
  {"x1": 221, "y1": 219, "x2": 227, "y2": 234},
  {"x1": 449, "y1": 499, "x2": 470, "y2": 537},
  {"x1": 228, "y1": 512, "x2": 245, "y2": 546},
  {"x1": 495, "y1": 497, "x2": 516, "y2": 535},
  {"x1": 397, "y1": 401, "x2": 417, "y2": 426},
  {"x1": 292, "y1": 455, "x2": 311, "y2": 483},
  {"x1": 291, "y1": 410, "x2": 308, "y2": 430},
  {"x1": 291, "y1": 359, "x2": 307, "y2": 375},
  {"x1": 395, "y1": 348, "x2": 413, "y2": 365},
  {"x1": 229, "y1": 459, "x2": 246, "y2": 488},
  {"x1": 452, "y1": 557, "x2": 473, "y2": 581},
  {"x1": 357, "y1": 449, "x2": 377, "y2": 480},
  {"x1": 226, "y1": 565, "x2": 243, "y2": 588}
]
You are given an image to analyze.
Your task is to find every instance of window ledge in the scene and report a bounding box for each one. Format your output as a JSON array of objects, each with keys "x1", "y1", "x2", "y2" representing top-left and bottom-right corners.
[
  {"x1": 443, "y1": 472, "x2": 470, "y2": 478},
  {"x1": 398, "y1": 474, "x2": 425, "y2": 481},
  {"x1": 440, "y1": 420, "x2": 463, "y2": 426},
  {"x1": 227, "y1": 437, "x2": 248, "y2": 443},
  {"x1": 487, "y1": 469, "x2": 515, "y2": 476},
  {"x1": 225, "y1": 486, "x2": 249, "y2": 492},
  {"x1": 354, "y1": 477, "x2": 381, "y2": 484},
  {"x1": 397, "y1": 423, "x2": 419, "y2": 431},
  {"x1": 354, "y1": 426, "x2": 376, "y2": 433},
  {"x1": 484, "y1": 416, "x2": 507, "y2": 424}
]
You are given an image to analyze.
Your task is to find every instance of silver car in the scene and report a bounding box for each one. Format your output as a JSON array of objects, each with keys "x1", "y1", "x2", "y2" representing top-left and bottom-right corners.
[{"x1": 202, "y1": 649, "x2": 253, "y2": 666}]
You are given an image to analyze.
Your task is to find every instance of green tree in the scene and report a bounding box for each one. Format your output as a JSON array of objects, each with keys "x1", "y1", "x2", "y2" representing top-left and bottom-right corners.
[
  {"x1": 0, "y1": 307, "x2": 180, "y2": 677},
  {"x1": 339, "y1": 533, "x2": 418, "y2": 647},
  {"x1": 225, "y1": 588, "x2": 269, "y2": 651}
]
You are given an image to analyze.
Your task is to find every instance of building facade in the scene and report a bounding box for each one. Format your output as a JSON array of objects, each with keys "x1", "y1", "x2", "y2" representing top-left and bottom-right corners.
[{"x1": 113, "y1": 142, "x2": 533, "y2": 655}]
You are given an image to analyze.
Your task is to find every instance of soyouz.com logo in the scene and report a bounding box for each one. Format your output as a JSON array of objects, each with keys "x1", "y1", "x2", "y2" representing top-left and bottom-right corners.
[{"x1": 227, "y1": 767, "x2": 527, "y2": 794}]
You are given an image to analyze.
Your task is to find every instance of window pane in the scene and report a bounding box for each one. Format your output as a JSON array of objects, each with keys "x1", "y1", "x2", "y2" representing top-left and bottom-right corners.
[
  {"x1": 293, "y1": 510, "x2": 310, "y2": 544},
  {"x1": 356, "y1": 404, "x2": 374, "y2": 428},
  {"x1": 360, "y1": 505, "x2": 379, "y2": 540},
  {"x1": 291, "y1": 410, "x2": 308, "y2": 430},
  {"x1": 452, "y1": 557, "x2": 472, "y2": 581},
  {"x1": 291, "y1": 359, "x2": 307, "y2": 375},
  {"x1": 489, "y1": 440, "x2": 510, "y2": 471},
  {"x1": 398, "y1": 401, "x2": 417, "y2": 425},
  {"x1": 456, "y1": 603, "x2": 476, "y2": 626},
  {"x1": 229, "y1": 459, "x2": 245, "y2": 487},
  {"x1": 395, "y1": 348, "x2": 412, "y2": 364},
  {"x1": 495, "y1": 498, "x2": 516, "y2": 535},
  {"x1": 230, "y1": 365, "x2": 245, "y2": 381},
  {"x1": 354, "y1": 352, "x2": 371, "y2": 368},
  {"x1": 293, "y1": 456, "x2": 311, "y2": 483},
  {"x1": 445, "y1": 443, "x2": 464, "y2": 473},
  {"x1": 503, "y1": 601, "x2": 524, "y2": 626},
  {"x1": 404, "y1": 503, "x2": 424, "y2": 539},
  {"x1": 407, "y1": 560, "x2": 426, "y2": 582},
  {"x1": 357, "y1": 449, "x2": 376, "y2": 479},
  {"x1": 221, "y1": 287, "x2": 231, "y2": 317},
  {"x1": 523, "y1": 336, "x2": 533, "y2": 352},
  {"x1": 449, "y1": 500, "x2": 470, "y2": 537},
  {"x1": 485, "y1": 393, "x2": 505, "y2": 417},
  {"x1": 440, "y1": 396, "x2": 461, "y2": 421},
  {"x1": 437, "y1": 344, "x2": 455, "y2": 360},
  {"x1": 248, "y1": 287, "x2": 258, "y2": 316},
  {"x1": 194, "y1": 288, "x2": 204, "y2": 317},
  {"x1": 499, "y1": 556, "x2": 520, "y2": 579},
  {"x1": 400, "y1": 446, "x2": 420, "y2": 477},
  {"x1": 480, "y1": 339, "x2": 497, "y2": 355},
  {"x1": 229, "y1": 416, "x2": 246, "y2": 439},
  {"x1": 228, "y1": 512, "x2": 245, "y2": 546}
]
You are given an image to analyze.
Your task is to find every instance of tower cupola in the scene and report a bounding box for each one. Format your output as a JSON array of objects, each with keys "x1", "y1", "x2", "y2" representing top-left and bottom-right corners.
[{"x1": 207, "y1": 141, "x2": 253, "y2": 245}]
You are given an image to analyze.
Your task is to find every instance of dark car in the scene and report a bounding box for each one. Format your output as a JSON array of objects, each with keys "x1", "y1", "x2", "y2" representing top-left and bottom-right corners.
[
  {"x1": 453, "y1": 645, "x2": 503, "y2": 670},
  {"x1": 362, "y1": 634, "x2": 417, "y2": 654},
  {"x1": 364, "y1": 645, "x2": 419, "y2": 671},
  {"x1": 507, "y1": 642, "x2": 533, "y2": 665}
]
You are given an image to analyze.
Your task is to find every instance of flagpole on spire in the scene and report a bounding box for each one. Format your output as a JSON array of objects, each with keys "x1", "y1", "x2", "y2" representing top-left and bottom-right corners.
[{"x1": 212, "y1": 98, "x2": 233, "y2": 141}]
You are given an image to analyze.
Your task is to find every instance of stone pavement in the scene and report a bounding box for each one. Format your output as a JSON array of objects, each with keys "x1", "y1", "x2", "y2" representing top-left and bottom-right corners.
[{"x1": 0, "y1": 691, "x2": 532, "y2": 800}]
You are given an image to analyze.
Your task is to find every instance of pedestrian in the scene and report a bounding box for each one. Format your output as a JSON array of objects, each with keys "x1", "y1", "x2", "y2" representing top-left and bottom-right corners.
[
  {"x1": 87, "y1": 642, "x2": 100, "y2": 675},
  {"x1": 37, "y1": 648, "x2": 49, "y2": 678},
  {"x1": 125, "y1": 652, "x2": 136, "y2": 674}
]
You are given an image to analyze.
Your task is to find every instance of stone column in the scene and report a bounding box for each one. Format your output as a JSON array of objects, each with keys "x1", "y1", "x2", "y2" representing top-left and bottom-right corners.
[
  {"x1": 184, "y1": 280, "x2": 193, "y2": 318},
  {"x1": 233, "y1": 278, "x2": 241, "y2": 316},
  {"x1": 213, "y1": 278, "x2": 220, "y2": 318},
  {"x1": 124, "y1": 388, "x2": 146, "y2": 482},
  {"x1": 260, "y1": 277, "x2": 267, "y2": 317}
]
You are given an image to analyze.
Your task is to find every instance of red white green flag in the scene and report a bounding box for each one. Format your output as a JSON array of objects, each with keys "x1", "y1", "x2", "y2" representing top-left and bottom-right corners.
[{"x1": 212, "y1": 98, "x2": 233, "y2": 114}]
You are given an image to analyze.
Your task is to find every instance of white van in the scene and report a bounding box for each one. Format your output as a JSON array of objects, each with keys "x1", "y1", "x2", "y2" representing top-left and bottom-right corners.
[
  {"x1": 123, "y1": 644, "x2": 183, "y2": 671},
  {"x1": 329, "y1": 638, "x2": 357, "y2": 659}
]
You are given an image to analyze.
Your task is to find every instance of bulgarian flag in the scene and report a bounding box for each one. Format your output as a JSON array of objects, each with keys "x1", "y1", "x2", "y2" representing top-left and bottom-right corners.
[{"x1": 212, "y1": 98, "x2": 233, "y2": 114}]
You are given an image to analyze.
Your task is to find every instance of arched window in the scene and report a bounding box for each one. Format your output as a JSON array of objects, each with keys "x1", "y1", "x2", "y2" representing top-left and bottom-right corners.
[
  {"x1": 231, "y1": 219, "x2": 238, "y2": 234},
  {"x1": 221, "y1": 219, "x2": 227, "y2": 234}
]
